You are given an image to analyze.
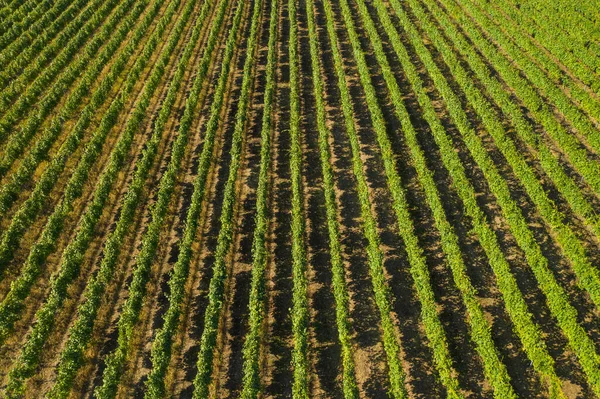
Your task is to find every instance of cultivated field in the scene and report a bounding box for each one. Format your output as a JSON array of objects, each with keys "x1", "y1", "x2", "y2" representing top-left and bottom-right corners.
[{"x1": 0, "y1": 0, "x2": 599, "y2": 397}]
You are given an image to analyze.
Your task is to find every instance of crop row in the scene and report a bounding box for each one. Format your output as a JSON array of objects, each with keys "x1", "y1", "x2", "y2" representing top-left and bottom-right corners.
[
  {"x1": 415, "y1": 0, "x2": 600, "y2": 247},
  {"x1": 287, "y1": 0, "x2": 309, "y2": 396},
  {"x1": 445, "y1": 0, "x2": 600, "y2": 332},
  {"x1": 357, "y1": 0, "x2": 520, "y2": 397},
  {"x1": 44, "y1": 0, "x2": 234, "y2": 396},
  {"x1": 517, "y1": 0, "x2": 599, "y2": 46},
  {"x1": 467, "y1": 0, "x2": 600, "y2": 138},
  {"x1": 0, "y1": 0, "x2": 142, "y2": 192},
  {"x1": 0, "y1": 0, "x2": 157, "y2": 278},
  {"x1": 190, "y1": 2, "x2": 263, "y2": 397},
  {"x1": 477, "y1": 0, "x2": 600, "y2": 133},
  {"x1": 0, "y1": 0, "x2": 78, "y2": 72},
  {"x1": 303, "y1": 0, "x2": 358, "y2": 396},
  {"x1": 143, "y1": 0, "x2": 257, "y2": 397},
  {"x1": 320, "y1": 0, "x2": 408, "y2": 396},
  {"x1": 0, "y1": 0, "x2": 31, "y2": 31},
  {"x1": 495, "y1": 0, "x2": 600, "y2": 91},
  {"x1": 91, "y1": 1, "x2": 246, "y2": 398},
  {"x1": 418, "y1": 0, "x2": 600, "y2": 394},
  {"x1": 436, "y1": 0, "x2": 600, "y2": 219},
  {"x1": 0, "y1": 0, "x2": 201, "y2": 395},
  {"x1": 0, "y1": 0, "x2": 51, "y2": 52},
  {"x1": 0, "y1": 0, "x2": 162, "y2": 346},
  {"x1": 396, "y1": 0, "x2": 600, "y2": 395},
  {"x1": 0, "y1": 0, "x2": 24, "y2": 19},
  {"x1": 238, "y1": 0, "x2": 278, "y2": 397},
  {"x1": 381, "y1": 0, "x2": 565, "y2": 395},
  {"x1": 0, "y1": 0, "x2": 119, "y2": 145},
  {"x1": 425, "y1": 0, "x2": 600, "y2": 225},
  {"x1": 0, "y1": 0, "x2": 106, "y2": 118},
  {"x1": 446, "y1": 0, "x2": 600, "y2": 183},
  {"x1": 338, "y1": 0, "x2": 472, "y2": 396}
]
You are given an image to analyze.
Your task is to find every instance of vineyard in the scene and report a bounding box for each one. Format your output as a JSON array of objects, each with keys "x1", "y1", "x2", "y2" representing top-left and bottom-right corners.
[{"x1": 0, "y1": 0, "x2": 599, "y2": 397}]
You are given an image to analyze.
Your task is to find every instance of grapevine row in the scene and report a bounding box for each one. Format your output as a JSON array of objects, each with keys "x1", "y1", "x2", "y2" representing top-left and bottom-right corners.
[
  {"x1": 0, "y1": 0, "x2": 160, "y2": 345},
  {"x1": 45, "y1": 0, "x2": 232, "y2": 395},
  {"x1": 0, "y1": 0, "x2": 162, "y2": 275},
  {"x1": 143, "y1": 0, "x2": 253, "y2": 396},
  {"x1": 494, "y1": 0, "x2": 600, "y2": 90},
  {"x1": 424, "y1": 0, "x2": 600, "y2": 222},
  {"x1": 417, "y1": 0, "x2": 600, "y2": 334},
  {"x1": 0, "y1": 0, "x2": 50, "y2": 52},
  {"x1": 357, "y1": 0, "x2": 518, "y2": 396},
  {"x1": 378, "y1": 0, "x2": 565, "y2": 395},
  {"x1": 287, "y1": 0, "x2": 309, "y2": 396},
  {"x1": 238, "y1": 0, "x2": 278, "y2": 396},
  {"x1": 92, "y1": 1, "x2": 245, "y2": 397},
  {"x1": 337, "y1": 0, "x2": 470, "y2": 395},
  {"x1": 190, "y1": 2, "x2": 263, "y2": 397},
  {"x1": 0, "y1": 0, "x2": 77, "y2": 69},
  {"x1": 0, "y1": 0, "x2": 120, "y2": 139},
  {"x1": 0, "y1": 0, "x2": 203, "y2": 394},
  {"x1": 321, "y1": 0, "x2": 408, "y2": 395},
  {"x1": 409, "y1": 0, "x2": 600, "y2": 244},
  {"x1": 0, "y1": 0, "x2": 103, "y2": 113},
  {"x1": 304, "y1": 0, "x2": 359, "y2": 396},
  {"x1": 478, "y1": 0, "x2": 600, "y2": 127},
  {"x1": 413, "y1": 0, "x2": 600, "y2": 393},
  {"x1": 447, "y1": 0, "x2": 600, "y2": 169},
  {"x1": 0, "y1": 0, "x2": 143, "y2": 187}
]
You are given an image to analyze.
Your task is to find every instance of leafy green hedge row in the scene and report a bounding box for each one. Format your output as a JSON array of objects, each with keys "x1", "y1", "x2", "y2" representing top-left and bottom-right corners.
[
  {"x1": 91, "y1": 1, "x2": 247, "y2": 398},
  {"x1": 476, "y1": 0, "x2": 600, "y2": 140},
  {"x1": 437, "y1": 0, "x2": 600, "y2": 306},
  {"x1": 520, "y1": 0, "x2": 600, "y2": 45},
  {"x1": 320, "y1": 0, "x2": 408, "y2": 396},
  {"x1": 0, "y1": 0, "x2": 208, "y2": 396},
  {"x1": 384, "y1": 0, "x2": 567, "y2": 395},
  {"x1": 304, "y1": 0, "x2": 359, "y2": 396},
  {"x1": 239, "y1": 1, "x2": 278, "y2": 397},
  {"x1": 358, "y1": 0, "x2": 519, "y2": 397},
  {"x1": 287, "y1": 0, "x2": 309, "y2": 397},
  {"x1": 45, "y1": 0, "x2": 234, "y2": 396},
  {"x1": 0, "y1": 0, "x2": 153, "y2": 277},
  {"x1": 0, "y1": 0, "x2": 108, "y2": 120},
  {"x1": 145, "y1": 0, "x2": 261, "y2": 397},
  {"x1": 465, "y1": 0, "x2": 600, "y2": 135},
  {"x1": 0, "y1": 0, "x2": 51, "y2": 52},
  {"x1": 0, "y1": 0, "x2": 138, "y2": 180},
  {"x1": 417, "y1": 0, "x2": 600, "y2": 394},
  {"x1": 141, "y1": 3, "x2": 228, "y2": 398}
]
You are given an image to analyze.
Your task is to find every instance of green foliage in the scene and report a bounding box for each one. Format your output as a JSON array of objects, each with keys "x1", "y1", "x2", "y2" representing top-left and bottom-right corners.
[
  {"x1": 287, "y1": 0, "x2": 309, "y2": 397},
  {"x1": 144, "y1": 0, "x2": 261, "y2": 397},
  {"x1": 45, "y1": 0, "x2": 234, "y2": 395},
  {"x1": 0, "y1": 0, "x2": 207, "y2": 396},
  {"x1": 320, "y1": 0, "x2": 409, "y2": 396},
  {"x1": 91, "y1": 0, "x2": 248, "y2": 397},
  {"x1": 303, "y1": 0, "x2": 359, "y2": 396},
  {"x1": 238, "y1": 1, "x2": 278, "y2": 397},
  {"x1": 0, "y1": 0, "x2": 154, "y2": 277},
  {"x1": 0, "y1": 0, "x2": 135, "y2": 185},
  {"x1": 414, "y1": 0, "x2": 600, "y2": 394}
]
